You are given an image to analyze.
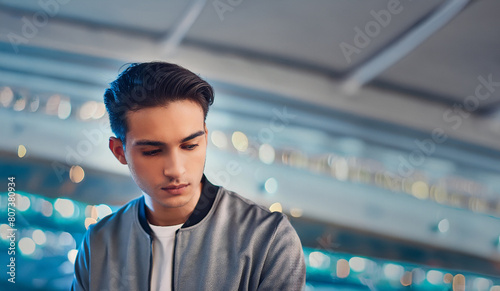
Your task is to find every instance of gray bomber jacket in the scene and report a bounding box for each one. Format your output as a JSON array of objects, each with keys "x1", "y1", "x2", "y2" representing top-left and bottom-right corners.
[{"x1": 71, "y1": 175, "x2": 306, "y2": 291}]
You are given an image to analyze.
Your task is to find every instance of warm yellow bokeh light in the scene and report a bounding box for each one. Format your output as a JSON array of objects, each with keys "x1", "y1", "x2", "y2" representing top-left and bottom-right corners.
[
  {"x1": 85, "y1": 217, "x2": 97, "y2": 229},
  {"x1": 79, "y1": 101, "x2": 97, "y2": 120},
  {"x1": 211, "y1": 130, "x2": 228, "y2": 149},
  {"x1": 412, "y1": 181, "x2": 429, "y2": 200},
  {"x1": 269, "y1": 202, "x2": 282, "y2": 213},
  {"x1": 70, "y1": 165, "x2": 85, "y2": 183},
  {"x1": 0, "y1": 87, "x2": 14, "y2": 107},
  {"x1": 18, "y1": 145, "x2": 27, "y2": 158},
  {"x1": 453, "y1": 274, "x2": 465, "y2": 291},
  {"x1": 290, "y1": 208, "x2": 303, "y2": 218},
  {"x1": 443, "y1": 273, "x2": 453, "y2": 284},
  {"x1": 231, "y1": 131, "x2": 249, "y2": 152},
  {"x1": 336, "y1": 259, "x2": 350, "y2": 278},
  {"x1": 400, "y1": 271, "x2": 412, "y2": 286}
]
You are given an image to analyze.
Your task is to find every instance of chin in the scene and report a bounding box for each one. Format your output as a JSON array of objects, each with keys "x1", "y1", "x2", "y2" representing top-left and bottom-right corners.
[{"x1": 157, "y1": 194, "x2": 193, "y2": 209}]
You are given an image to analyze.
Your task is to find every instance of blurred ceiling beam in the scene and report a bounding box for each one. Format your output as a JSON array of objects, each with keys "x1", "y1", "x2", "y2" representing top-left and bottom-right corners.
[
  {"x1": 340, "y1": 0, "x2": 470, "y2": 94},
  {"x1": 159, "y1": 0, "x2": 207, "y2": 56},
  {"x1": 1, "y1": 6, "x2": 500, "y2": 154}
]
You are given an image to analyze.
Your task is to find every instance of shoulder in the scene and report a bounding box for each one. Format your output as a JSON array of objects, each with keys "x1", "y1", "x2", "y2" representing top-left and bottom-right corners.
[
  {"x1": 214, "y1": 187, "x2": 289, "y2": 231},
  {"x1": 214, "y1": 187, "x2": 303, "y2": 254},
  {"x1": 217, "y1": 187, "x2": 275, "y2": 214},
  {"x1": 86, "y1": 197, "x2": 142, "y2": 238}
]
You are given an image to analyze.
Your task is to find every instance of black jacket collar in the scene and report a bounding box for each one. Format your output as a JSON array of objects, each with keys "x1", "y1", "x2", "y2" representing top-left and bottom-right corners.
[{"x1": 138, "y1": 175, "x2": 220, "y2": 235}]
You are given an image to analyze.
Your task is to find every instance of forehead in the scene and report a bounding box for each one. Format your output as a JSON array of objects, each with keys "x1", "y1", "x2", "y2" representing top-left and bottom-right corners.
[{"x1": 125, "y1": 100, "x2": 204, "y2": 143}]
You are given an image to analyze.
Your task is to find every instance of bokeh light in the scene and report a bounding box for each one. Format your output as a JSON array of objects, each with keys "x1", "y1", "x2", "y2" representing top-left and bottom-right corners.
[
  {"x1": 46, "y1": 95, "x2": 61, "y2": 115},
  {"x1": 93, "y1": 102, "x2": 106, "y2": 119},
  {"x1": 401, "y1": 271, "x2": 413, "y2": 287},
  {"x1": 57, "y1": 98, "x2": 72, "y2": 119},
  {"x1": 264, "y1": 178, "x2": 278, "y2": 194},
  {"x1": 19, "y1": 237, "x2": 36, "y2": 255},
  {"x1": 453, "y1": 274, "x2": 466, "y2": 291},
  {"x1": 67, "y1": 249, "x2": 78, "y2": 264},
  {"x1": 384, "y1": 263, "x2": 404, "y2": 281},
  {"x1": 259, "y1": 144, "x2": 275, "y2": 164},
  {"x1": 41, "y1": 200, "x2": 54, "y2": 217},
  {"x1": 269, "y1": 202, "x2": 282, "y2": 213},
  {"x1": 59, "y1": 232, "x2": 75, "y2": 248},
  {"x1": 0, "y1": 87, "x2": 14, "y2": 107},
  {"x1": 349, "y1": 257, "x2": 366, "y2": 272},
  {"x1": 0, "y1": 224, "x2": 11, "y2": 240},
  {"x1": 54, "y1": 198, "x2": 75, "y2": 218},
  {"x1": 336, "y1": 259, "x2": 350, "y2": 278},
  {"x1": 474, "y1": 277, "x2": 492, "y2": 291},
  {"x1": 412, "y1": 181, "x2": 429, "y2": 200},
  {"x1": 444, "y1": 273, "x2": 454, "y2": 284},
  {"x1": 85, "y1": 217, "x2": 97, "y2": 229},
  {"x1": 69, "y1": 165, "x2": 85, "y2": 183},
  {"x1": 32, "y1": 229, "x2": 47, "y2": 245},
  {"x1": 334, "y1": 158, "x2": 349, "y2": 181},
  {"x1": 438, "y1": 218, "x2": 450, "y2": 233},
  {"x1": 13, "y1": 95, "x2": 27, "y2": 111},
  {"x1": 16, "y1": 194, "x2": 31, "y2": 211},
  {"x1": 79, "y1": 101, "x2": 97, "y2": 120},
  {"x1": 211, "y1": 130, "x2": 228, "y2": 149},
  {"x1": 96, "y1": 204, "x2": 113, "y2": 220},
  {"x1": 231, "y1": 131, "x2": 248, "y2": 152},
  {"x1": 309, "y1": 251, "x2": 330, "y2": 269},
  {"x1": 18, "y1": 145, "x2": 27, "y2": 158},
  {"x1": 290, "y1": 208, "x2": 303, "y2": 218},
  {"x1": 427, "y1": 270, "x2": 444, "y2": 285}
]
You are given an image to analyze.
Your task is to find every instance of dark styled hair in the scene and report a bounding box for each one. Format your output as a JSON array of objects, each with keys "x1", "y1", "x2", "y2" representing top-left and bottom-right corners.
[{"x1": 104, "y1": 61, "x2": 214, "y2": 145}]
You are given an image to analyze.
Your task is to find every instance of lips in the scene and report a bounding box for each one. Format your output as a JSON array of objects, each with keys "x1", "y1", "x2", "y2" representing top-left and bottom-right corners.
[{"x1": 161, "y1": 184, "x2": 189, "y2": 195}]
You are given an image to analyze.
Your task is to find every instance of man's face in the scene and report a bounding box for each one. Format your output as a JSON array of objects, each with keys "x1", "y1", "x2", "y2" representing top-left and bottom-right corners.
[{"x1": 110, "y1": 100, "x2": 208, "y2": 211}]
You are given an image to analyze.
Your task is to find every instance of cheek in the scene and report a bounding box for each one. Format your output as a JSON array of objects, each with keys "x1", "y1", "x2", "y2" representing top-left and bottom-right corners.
[
  {"x1": 128, "y1": 155, "x2": 158, "y2": 179},
  {"x1": 196, "y1": 145, "x2": 208, "y2": 161},
  {"x1": 188, "y1": 148, "x2": 207, "y2": 169},
  {"x1": 128, "y1": 160, "x2": 161, "y2": 191}
]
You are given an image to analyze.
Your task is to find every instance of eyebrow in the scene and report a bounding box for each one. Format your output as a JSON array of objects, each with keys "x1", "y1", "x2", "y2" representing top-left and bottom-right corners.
[{"x1": 133, "y1": 130, "x2": 205, "y2": 147}]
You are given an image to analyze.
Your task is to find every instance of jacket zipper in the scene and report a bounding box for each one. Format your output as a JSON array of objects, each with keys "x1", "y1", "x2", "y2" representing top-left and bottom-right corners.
[
  {"x1": 148, "y1": 235, "x2": 153, "y2": 291},
  {"x1": 172, "y1": 229, "x2": 179, "y2": 291}
]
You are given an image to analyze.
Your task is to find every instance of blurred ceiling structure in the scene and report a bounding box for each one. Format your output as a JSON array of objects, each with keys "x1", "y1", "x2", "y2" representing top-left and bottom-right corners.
[
  {"x1": 1, "y1": 0, "x2": 500, "y2": 279},
  {"x1": 0, "y1": 0, "x2": 499, "y2": 149}
]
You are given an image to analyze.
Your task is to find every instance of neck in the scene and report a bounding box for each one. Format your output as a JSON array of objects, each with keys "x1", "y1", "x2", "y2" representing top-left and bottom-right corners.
[{"x1": 145, "y1": 182, "x2": 203, "y2": 226}]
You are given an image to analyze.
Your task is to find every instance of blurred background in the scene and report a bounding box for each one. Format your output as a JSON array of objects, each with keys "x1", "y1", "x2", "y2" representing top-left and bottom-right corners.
[{"x1": 1, "y1": 0, "x2": 500, "y2": 290}]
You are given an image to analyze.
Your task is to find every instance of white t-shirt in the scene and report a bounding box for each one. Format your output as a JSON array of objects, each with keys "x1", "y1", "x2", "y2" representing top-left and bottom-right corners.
[{"x1": 148, "y1": 222, "x2": 183, "y2": 291}]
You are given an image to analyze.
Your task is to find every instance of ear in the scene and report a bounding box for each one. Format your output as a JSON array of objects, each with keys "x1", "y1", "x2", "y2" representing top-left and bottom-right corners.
[
  {"x1": 204, "y1": 123, "x2": 208, "y2": 142},
  {"x1": 109, "y1": 137, "x2": 128, "y2": 165}
]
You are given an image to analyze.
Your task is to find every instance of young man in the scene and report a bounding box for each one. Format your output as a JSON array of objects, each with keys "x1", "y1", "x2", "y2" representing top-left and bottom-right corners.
[{"x1": 71, "y1": 62, "x2": 306, "y2": 291}]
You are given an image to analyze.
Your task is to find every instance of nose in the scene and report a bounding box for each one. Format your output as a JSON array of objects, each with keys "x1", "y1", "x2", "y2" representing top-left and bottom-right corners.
[{"x1": 163, "y1": 150, "x2": 185, "y2": 180}]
